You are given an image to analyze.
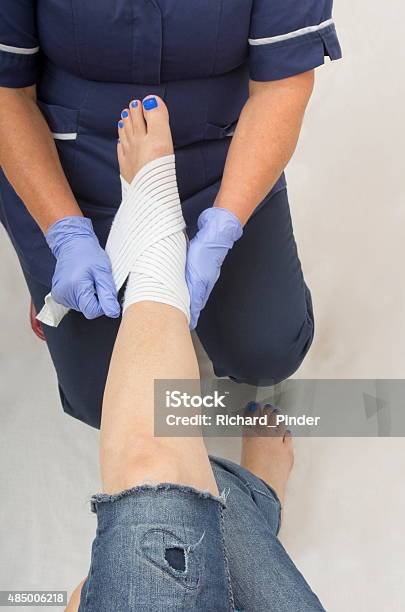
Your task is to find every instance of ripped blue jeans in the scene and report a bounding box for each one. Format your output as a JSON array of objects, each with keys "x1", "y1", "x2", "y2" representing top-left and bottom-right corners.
[{"x1": 79, "y1": 457, "x2": 325, "y2": 612}]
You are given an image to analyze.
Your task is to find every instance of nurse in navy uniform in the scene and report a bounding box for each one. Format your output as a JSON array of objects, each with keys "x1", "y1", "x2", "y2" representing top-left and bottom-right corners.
[{"x1": 0, "y1": 1, "x2": 341, "y2": 428}]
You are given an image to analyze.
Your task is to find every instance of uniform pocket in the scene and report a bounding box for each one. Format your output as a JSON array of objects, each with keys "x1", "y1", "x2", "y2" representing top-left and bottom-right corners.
[
  {"x1": 204, "y1": 121, "x2": 237, "y2": 140},
  {"x1": 37, "y1": 101, "x2": 79, "y2": 184}
]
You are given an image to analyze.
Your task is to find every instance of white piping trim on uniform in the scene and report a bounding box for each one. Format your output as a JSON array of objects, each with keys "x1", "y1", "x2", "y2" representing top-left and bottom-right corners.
[
  {"x1": 52, "y1": 133, "x2": 77, "y2": 141},
  {"x1": 248, "y1": 19, "x2": 334, "y2": 46},
  {"x1": 0, "y1": 42, "x2": 39, "y2": 55}
]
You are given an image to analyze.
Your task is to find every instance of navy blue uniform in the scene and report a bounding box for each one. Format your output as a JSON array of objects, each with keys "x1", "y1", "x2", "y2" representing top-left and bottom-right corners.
[{"x1": 0, "y1": 1, "x2": 341, "y2": 428}]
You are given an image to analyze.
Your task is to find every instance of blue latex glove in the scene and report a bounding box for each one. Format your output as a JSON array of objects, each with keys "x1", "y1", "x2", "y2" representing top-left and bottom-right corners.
[
  {"x1": 186, "y1": 207, "x2": 243, "y2": 330},
  {"x1": 46, "y1": 216, "x2": 120, "y2": 320}
]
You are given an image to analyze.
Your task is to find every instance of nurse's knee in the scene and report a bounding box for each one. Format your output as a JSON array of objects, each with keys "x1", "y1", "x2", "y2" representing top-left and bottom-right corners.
[
  {"x1": 230, "y1": 349, "x2": 301, "y2": 385},
  {"x1": 216, "y1": 327, "x2": 313, "y2": 386},
  {"x1": 59, "y1": 383, "x2": 103, "y2": 429}
]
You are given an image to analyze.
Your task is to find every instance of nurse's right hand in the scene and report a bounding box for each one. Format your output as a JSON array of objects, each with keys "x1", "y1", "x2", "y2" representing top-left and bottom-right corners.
[{"x1": 45, "y1": 216, "x2": 121, "y2": 320}]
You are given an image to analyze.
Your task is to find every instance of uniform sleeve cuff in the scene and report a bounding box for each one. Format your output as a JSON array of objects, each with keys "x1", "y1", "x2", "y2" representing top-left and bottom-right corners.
[
  {"x1": 249, "y1": 23, "x2": 342, "y2": 82},
  {"x1": 0, "y1": 51, "x2": 38, "y2": 87}
]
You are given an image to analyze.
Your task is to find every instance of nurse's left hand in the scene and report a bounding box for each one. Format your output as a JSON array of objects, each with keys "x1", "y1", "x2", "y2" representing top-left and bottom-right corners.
[
  {"x1": 186, "y1": 207, "x2": 243, "y2": 330},
  {"x1": 46, "y1": 216, "x2": 121, "y2": 320}
]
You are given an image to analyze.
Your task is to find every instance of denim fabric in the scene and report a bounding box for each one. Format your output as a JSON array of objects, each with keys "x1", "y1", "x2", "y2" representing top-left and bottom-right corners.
[
  {"x1": 212, "y1": 457, "x2": 325, "y2": 612},
  {"x1": 79, "y1": 458, "x2": 324, "y2": 612},
  {"x1": 79, "y1": 484, "x2": 234, "y2": 612}
]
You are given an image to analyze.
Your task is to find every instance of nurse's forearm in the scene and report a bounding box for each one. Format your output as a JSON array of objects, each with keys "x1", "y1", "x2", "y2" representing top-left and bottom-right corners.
[
  {"x1": 0, "y1": 86, "x2": 82, "y2": 232},
  {"x1": 215, "y1": 71, "x2": 315, "y2": 225}
]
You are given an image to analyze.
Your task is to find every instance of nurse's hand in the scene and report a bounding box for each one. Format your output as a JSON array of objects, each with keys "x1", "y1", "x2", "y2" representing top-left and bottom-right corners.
[
  {"x1": 46, "y1": 216, "x2": 121, "y2": 320},
  {"x1": 186, "y1": 207, "x2": 243, "y2": 330}
]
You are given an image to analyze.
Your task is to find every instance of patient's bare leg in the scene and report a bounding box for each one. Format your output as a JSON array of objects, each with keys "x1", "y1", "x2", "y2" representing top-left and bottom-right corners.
[
  {"x1": 101, "y1": 94, "x2": 218, "y2": 496},
  {"x1": 66, "y1": 97, "x2": 219, "y2": 610},
  {"x1": 100, "y1": 301, "x2": 218, "y2": 495}
]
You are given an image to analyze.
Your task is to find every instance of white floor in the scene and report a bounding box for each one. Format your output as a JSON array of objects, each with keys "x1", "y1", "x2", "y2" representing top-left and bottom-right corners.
[
  {"x1": 1, "y1": 232, "x2": 404, "y2": 612},
  {"x1": 1, "y1": 2, "x2": 405, "y2": 609}
]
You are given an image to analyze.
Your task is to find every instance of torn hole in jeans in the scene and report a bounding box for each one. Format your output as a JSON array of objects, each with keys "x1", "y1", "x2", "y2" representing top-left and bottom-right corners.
[{"x1": 165, "y1": 546, "x2": 186, "y2": 572}]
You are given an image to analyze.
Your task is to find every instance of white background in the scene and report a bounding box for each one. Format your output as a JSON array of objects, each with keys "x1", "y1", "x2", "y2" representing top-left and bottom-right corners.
[{"x1": 1, "y1": 1, "x2": 404, "y2": 610}]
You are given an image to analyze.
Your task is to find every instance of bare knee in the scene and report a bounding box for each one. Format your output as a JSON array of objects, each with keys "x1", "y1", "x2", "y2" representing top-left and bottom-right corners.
[
  {"x1": 101, "y1": 433, "x2": 219, "y2": 497},
  {"x1": 101, "y1": 437, "x2": 183, "y2": 494}
]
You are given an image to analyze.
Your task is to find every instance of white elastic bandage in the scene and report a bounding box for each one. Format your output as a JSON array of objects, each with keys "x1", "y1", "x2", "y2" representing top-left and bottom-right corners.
[
  {"x1": 110, "y1": 155, "x2": 190, "y2": 317},
  {"x1": 37, "y1": 154, "x2": 190, "y2": 326}
]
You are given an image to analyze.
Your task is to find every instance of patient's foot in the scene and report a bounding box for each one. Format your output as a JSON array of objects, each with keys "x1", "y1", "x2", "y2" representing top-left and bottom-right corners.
[
  {"x1": 65, "y1": 578, "x2": 85, "y2": 612},
  {"x1": 117, "y1": 95, "x2": 174, "y2": 184},
  {"x1": 241, "y1": 404, "x2": 294, "y2": 506},
  {"x1": 110, "y1": 93, "x2": 190, "y2": 321}
]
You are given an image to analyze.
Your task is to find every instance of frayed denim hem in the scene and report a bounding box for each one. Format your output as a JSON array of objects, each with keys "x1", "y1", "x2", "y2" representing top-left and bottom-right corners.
[{"x1": 90, "y1": 482, "x2": 229, "y2": 513}]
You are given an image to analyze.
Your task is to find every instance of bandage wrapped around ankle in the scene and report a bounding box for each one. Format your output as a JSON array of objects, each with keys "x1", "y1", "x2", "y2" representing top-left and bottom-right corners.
[
  {"x1": 37, "y1": 155, "x2": 190, "y2": 326},
  {"x1": 110, "y1": 155, "x2": 190, "y2": 318}
]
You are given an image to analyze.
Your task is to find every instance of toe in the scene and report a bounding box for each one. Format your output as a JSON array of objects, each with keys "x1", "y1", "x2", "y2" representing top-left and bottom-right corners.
[
  {"x1": 262, "y1": 403, "x2": 280, "y2": 436},
  {"x1": 129, "y1": 99, "x2": 146, "y2": 135},
  {"x1": 118, "y1": 118, "x2": 127, "y2": 148},
  {"x1": 142, "y1": 95, "x2": 173, "y2": 155},
  {"x1": 142, "y1": 94, "x2": 168, "y2": 115},
  {"x1": 121, "y1": 107, "x2": 132, "y2": 137},
  {"x1": 283, "y1": 428, "x2": 292, "y2": 441},
  {"x1": 142, "y1": 95, "x2": 170, "y2": 129},
  {"x1": 283, "y1": 431, "x2": 294, "y2": 465},
  {"x1": 245, "y1": 401, "x2": 259, "y2": 416}
]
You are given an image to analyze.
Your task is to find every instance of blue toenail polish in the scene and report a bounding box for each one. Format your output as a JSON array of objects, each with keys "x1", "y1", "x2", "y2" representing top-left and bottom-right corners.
[
  {"x1": 131, "y1": 100, "x2": 138, "y2": 108},
  {"x1": 247, "y1": 401, "x2": 258, "y2": 413},
  {"x1": 118, "y1": 121, "x2": 123, "y2": 129},
  {"x1": 143, "y1": 97, "x2": 158, "y2": 110},
  {"x1": 121, "y1": 110, "x2": 128, "y2": 118}
]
